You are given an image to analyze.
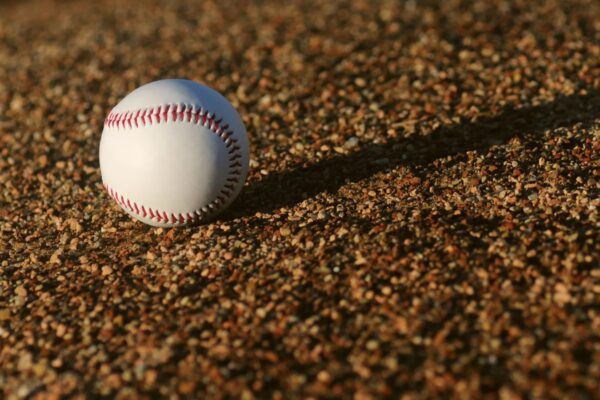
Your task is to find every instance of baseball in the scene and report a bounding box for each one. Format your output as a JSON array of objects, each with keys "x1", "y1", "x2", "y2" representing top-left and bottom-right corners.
[{"x1": 99, "y1": 79, "x2": 250, "y2": 227}]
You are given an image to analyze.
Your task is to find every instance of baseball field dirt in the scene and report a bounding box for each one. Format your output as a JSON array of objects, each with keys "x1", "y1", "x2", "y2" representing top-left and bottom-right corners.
[{"x1": 0, "y1": 0, "x2": 599, "y2": 398}]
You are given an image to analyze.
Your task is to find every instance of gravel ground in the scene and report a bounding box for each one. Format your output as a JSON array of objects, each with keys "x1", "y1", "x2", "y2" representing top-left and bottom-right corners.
[{"x1": 0, "y1": 0, "x2": 599, "y2": 398}]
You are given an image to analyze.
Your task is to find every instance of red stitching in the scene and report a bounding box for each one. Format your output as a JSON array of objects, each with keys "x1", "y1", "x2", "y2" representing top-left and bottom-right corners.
[{"x1": 102, "y1": 102, "x2": 244, "y2": 224}]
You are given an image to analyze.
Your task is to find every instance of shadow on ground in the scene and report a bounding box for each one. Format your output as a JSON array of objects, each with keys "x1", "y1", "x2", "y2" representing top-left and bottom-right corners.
[{"x1": 229, "y1": 89, "x2": 598, "y2": 218}]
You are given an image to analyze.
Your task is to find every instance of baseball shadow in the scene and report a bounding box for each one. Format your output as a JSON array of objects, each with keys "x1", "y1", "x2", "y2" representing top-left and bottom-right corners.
[{"x1": 224, "y1": 89, "x2": 599, "y2": 219}]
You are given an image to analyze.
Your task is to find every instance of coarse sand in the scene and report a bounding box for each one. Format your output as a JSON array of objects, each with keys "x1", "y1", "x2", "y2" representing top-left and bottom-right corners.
[{"x1": 0, "y1": 0, "x2": 599, "y2": 398}]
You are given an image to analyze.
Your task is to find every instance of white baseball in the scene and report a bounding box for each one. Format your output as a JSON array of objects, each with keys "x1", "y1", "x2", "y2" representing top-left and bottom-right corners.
[{"x1": 99, "y1": 79, "x2": 249, "y2": 227}]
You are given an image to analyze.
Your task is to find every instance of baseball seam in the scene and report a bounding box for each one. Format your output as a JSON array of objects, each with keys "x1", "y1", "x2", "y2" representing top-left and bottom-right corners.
[{"x1": 102, "y1": 103, "x2": 244, "y2": 225}]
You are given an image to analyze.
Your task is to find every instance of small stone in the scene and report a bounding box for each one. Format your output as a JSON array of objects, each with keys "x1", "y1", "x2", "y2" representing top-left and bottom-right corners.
[
  {"x1": 355, "y1": 78, "x2": 367, "y2": 87},
  {"x1": 10, "y1": 94, "x2": 25, "y2": 111},
  {"x1": 56, "y1": 324, "x2": 67, "y2": 337},
  {"x1": 144, "y1": 370, "x2": 157, "y2": 385},
  {"x1": 366, "y1": 340, "x2": 379, "y2": 350},
  {"x1": 317, "y1": 370, "x2": 332, "y2": 383},
  {"x1": 49, "y1": 250, "x2": 62, "y2": 265},
  {"x1": 65, "y1": 218, "x2": 82, "y2": 233},
  {"x1": 18, "y1": 352, "x2": 32, "y2": 370},
  {"x1": 343, "y1": 137, "x2": 359, "y2": 149},
  {"x1": 15, "y1": 285, "x2": 27, "y2": 298}
]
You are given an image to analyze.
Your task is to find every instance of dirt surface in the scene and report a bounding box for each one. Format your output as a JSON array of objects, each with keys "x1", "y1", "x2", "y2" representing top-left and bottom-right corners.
[{"x1": 0, "y1": 0, "x2": 599, "y2": 398}]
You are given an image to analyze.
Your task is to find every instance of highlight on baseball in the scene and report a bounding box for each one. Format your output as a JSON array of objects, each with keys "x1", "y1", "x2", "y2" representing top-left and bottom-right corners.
[{"x1": 99, "y1": 79, "x2": 250, "y2": 227}]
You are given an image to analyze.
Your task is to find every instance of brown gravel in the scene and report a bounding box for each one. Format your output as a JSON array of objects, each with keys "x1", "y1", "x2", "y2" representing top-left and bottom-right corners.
[{"x1": 1, "y1": 0, "x2": 599, "y2": 398}]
